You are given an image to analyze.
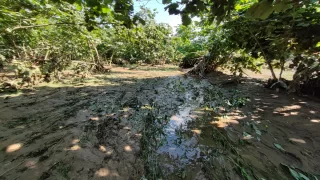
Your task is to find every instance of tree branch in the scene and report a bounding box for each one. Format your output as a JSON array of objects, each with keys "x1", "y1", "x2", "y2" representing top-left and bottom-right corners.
[
  {"x1": 246, "y1": 26, "x2": 277, "y2": 80},
  {"x1": 11, "y1": 22, "x2": 116, "y2": 31}
]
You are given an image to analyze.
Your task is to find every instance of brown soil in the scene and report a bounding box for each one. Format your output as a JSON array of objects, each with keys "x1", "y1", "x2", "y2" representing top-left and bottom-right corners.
[
  {"x1": 0, "y1": 66, "x2": 319, "y2": 180},
  {"x1": 0, "y1": 67, "x2": 182, "y2": 180},
  {"x1": 205, "y1": 71, "x2": 320, "y2": 179}
]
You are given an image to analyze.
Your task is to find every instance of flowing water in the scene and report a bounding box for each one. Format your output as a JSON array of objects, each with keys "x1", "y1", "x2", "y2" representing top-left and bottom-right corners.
[{"x1": 138, "y1": 76, "x2": 223, "y2": 179}]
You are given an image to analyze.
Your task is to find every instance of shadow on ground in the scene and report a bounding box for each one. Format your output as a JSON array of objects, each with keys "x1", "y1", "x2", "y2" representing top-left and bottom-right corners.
[{"x1": 0, "y1": 68, "x2": 319, "y2": 180}]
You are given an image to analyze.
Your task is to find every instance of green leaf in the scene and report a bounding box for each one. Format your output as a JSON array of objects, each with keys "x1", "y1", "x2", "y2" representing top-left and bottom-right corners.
[
  {"x1": 297, "y1": 22, "x2": 310, "y2": 27},
  {"x1": 165, "y1": 3, "x2": 180, "y2": 15},
  {"x1": 273, "y1": 0, "x2": 293, "y2": 13},
  {"x1": 243, "y1": 132, "x2": 253, "y2": 140},
  {"x1": 299, "y1": 173, "x2": 310, "y2": 180},
  {"x1": 252, "y1": 124, "x2": 262, "y2": 136},
  {"x1": 66, "y1": 0, "x2": 76, "y2": 3},
  {"x1": 196, "y1": 1, "x2": 206, "y2": 11},
  {"x1": 102, "y1": 6, "x2": 111, "y2": 14},
  {"x1": 274, "y1": 143, "x2": 285, "y2": 152},
  {"x1": 288, "y1": 168, "x2": 310, "y2": 180},
  {"x1": 162, "y1": 0, "x2": 172, "y2": 4},
  {"x1": 182, "y1": 14, "x2": 192, "y2": 26},
  {"x1": 45, "y1": 4, "x2": 52, "y2": 9},
  {"x1": 74, "y1": 3, "x2": 82, "y2": 11},
  {"x1": 281, "y1": 164, "x2": 312, "y2": 180},
  {"x1": 289, "y1": 167, "x2": 300, "y2": 180},
  {"x1": 86, "y1": 26, "x2": 94, "y2": 31},
  {"x1": 315, "y1": 42, "x2": 320, "y2": 47},
  {"x1": 255, "y1": 129, "x2": 261, "y2": 136},
  {"x1": 240, "y1": 167, "x2": 252, "y2": 180},
  {"x1": 246, "y1": 0, "x2": 274, "y2": 19}
]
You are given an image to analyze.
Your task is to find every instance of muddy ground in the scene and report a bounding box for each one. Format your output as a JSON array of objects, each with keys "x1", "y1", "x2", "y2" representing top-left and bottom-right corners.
[{"x1": 0, "y1": 66, "x2": 319, "y2": 180}]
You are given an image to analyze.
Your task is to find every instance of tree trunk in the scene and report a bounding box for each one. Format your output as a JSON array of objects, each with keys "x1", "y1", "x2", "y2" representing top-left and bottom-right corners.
[
  {"x1": 86, "y1": 38, "x2": 103, "y2": 72},
  {"x1": 92, "y1": 45, "x2": 104, "y2": 71},
  {"x1": 266, "y1": 59, "x2": 277, "y2": 80},
  {"x1": 22, "y1": 43, "x2": 28, "y2": 59},
  {"x1": 109, "y1": 52, "x2": 114, "y2": 66},
  {"x1": 279, "y1": 58, "x2": 285, "y2": 79},
  {"x1": 44, "y1": 49, "x2": 50, "y2": 60}
]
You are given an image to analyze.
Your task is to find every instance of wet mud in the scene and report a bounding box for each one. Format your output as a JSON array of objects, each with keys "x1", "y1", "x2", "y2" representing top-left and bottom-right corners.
[{"x1": 0, "y1": 67, "x2": 319, "y2": 180}]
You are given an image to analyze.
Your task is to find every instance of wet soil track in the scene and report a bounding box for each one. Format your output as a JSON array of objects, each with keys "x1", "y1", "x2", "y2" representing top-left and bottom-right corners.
[{"x1": 0, "y1": 67, "x2": 319, "y2": 179}]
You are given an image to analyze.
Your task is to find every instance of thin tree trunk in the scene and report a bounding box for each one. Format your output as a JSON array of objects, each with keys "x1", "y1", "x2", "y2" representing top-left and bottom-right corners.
[
  {"x1": 279, "y1": 58, "x2": 285, "y2": 79},
  {"x1": 44, "y1": 49, "x2": 50, "y2": 60},
  {"x1": 93, "y1": 46, "x2": 100, "y2": 62},
  {"x1": 266, "y1": 59, "x2": 277, "y2": 80},
  {"x1": 22, "y1": 43, "x2": 28, "y2": 59},
  {"x1": 93, "y1": 45, "x2": 103, "y2": 71},
  {"x1": 86, "y1": 38, "x2": 103, "y2": 71},
  {"x1": 110, "y1": 52, "x2": 114, "y2": 66},
  {"x1": 246, "y1": 27, "x2": 278, "y2": 80},
  {"x1": 85, "y1": 38, "x2": 96, "y2": 69}
]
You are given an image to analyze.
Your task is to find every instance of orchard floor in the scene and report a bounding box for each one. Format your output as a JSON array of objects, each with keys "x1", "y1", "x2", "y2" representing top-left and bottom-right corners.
[{"x1": 0, "y1": 66, "x2": 319, "y2": 180}]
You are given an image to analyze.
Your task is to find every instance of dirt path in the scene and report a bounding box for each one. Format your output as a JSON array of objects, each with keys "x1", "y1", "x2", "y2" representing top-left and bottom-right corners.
[
  {"x1": 227, "y1": 84, "x2": 320, "y2": 179},
  {"x1": 204, "y1": 72, "x2": 320, "y2": 179},
  {"x1": 0, "y1": 67, "x2": 182, "y2": 180},
  {"x1": 0, "y1": 66, "x2": 319, "y2": 180}
]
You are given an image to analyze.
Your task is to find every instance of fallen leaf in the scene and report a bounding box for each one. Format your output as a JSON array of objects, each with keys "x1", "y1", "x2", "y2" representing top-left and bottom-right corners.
[{"x1": 274, "y1": 143, "x2": 285, "y2": 152}]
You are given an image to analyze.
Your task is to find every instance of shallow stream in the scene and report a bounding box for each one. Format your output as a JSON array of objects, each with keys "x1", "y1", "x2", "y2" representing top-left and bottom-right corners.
[{"x1": 135, "y1": 76, "x2": 226, "y2": 179}]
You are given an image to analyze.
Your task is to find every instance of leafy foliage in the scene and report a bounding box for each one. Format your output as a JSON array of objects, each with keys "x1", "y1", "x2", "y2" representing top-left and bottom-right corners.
[
  {"x1": 175, "y1": 23, "x2": 212, "y2": 67},
  {"x1": 0, "y1": 2, "x2": 181, "y2": 84},
  {"x1": 164, "y1": 0, "x2": 317, "y2": 25},
  {"x1": 164, "y1": 0, "x2": 320, "y2": 93},
  {"x1": 100, "y1": 8, "x2": 179, "y2": 64},
  {"x1": 1, "y1": 0, "x2": 320, "y2": 94},
  {"x1": 217, "y1": 3, "x2": 320, "y2": 90}
]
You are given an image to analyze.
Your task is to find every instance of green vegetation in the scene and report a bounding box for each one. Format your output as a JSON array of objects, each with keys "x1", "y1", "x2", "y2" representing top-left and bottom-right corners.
[
  {"x1": 0, "y1": 1, "x2": 181, "y2": 82},
  {"x1": 1, "y1": 0, "x2": 319, "y2": 93},
  {"x1": 0, "y1": 1, "x2": 320, "y2": 178}
]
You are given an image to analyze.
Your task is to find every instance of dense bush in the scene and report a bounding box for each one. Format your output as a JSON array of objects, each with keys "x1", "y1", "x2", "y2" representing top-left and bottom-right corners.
[
  {"x1": 0, "y1": 2, "x2": 182, "y2": 82},
  {"x1": 1, "y1": 0, "x2": 319, "y2": 94}
]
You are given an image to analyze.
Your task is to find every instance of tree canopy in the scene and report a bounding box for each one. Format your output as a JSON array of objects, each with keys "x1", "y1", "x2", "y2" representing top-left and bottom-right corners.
[{"x1": 1, "y1": 0, "x2": 320, "y2": 93}]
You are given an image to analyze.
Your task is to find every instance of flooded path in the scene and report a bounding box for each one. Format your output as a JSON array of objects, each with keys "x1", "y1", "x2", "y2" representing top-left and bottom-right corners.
[
  {"x1": 1, "y1": 66, "x2": 320, "y2": 180},
  {"x1": 156, "y1": 78, "x2": 207, "y2": 177},
  {"x1": 139, "y1": 75, "x2": 240, "y2": 179}
]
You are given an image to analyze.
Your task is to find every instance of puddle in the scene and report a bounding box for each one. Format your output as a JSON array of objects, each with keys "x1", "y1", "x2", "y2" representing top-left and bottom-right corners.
[
  {"x1": 158, "y1": 91, "x2": 203, "y2": 161},
  {"x1": 137, "y1": 75, "x2": 255, "y2": 179},
  {"x1": 148, "y1": 76, "x2": 217, "y2": 177}
]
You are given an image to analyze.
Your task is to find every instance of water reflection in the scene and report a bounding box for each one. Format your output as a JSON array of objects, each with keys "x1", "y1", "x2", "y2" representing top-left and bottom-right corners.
[{"x1": 156, "y1": 77, "x2": 209, "y2": 171}]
